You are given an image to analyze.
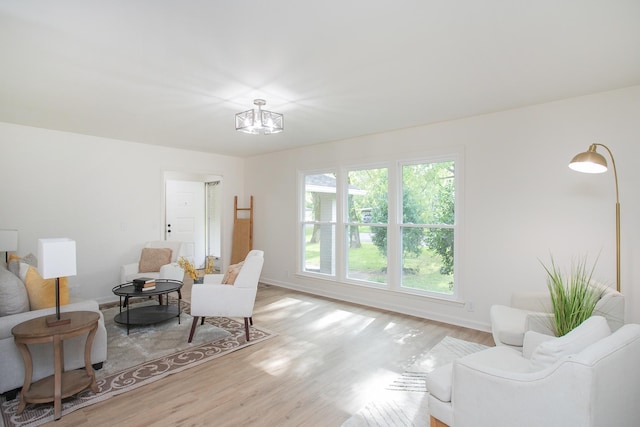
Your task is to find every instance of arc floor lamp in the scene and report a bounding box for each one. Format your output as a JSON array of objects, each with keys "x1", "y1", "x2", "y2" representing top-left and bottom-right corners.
[{"x1": 568, "y1": 143, "x2": 620, "y2": 293}]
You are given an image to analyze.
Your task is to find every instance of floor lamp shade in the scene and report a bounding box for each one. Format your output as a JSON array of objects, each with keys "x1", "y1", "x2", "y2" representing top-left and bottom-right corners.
[{"x1": 37, "y1": 238, "x2": 77, "y2": 327}]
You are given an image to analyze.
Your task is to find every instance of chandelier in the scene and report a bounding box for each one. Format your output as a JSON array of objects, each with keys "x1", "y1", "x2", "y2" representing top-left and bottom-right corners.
[{"x1": 235, "y1": 99, "x2": 284, "y2": 135}]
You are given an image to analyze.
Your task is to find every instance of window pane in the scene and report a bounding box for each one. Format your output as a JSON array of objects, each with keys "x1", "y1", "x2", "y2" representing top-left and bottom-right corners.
[
  {"x1": 346, "y1": 225, "x2": 387, "y2": 284},
  {"x1": 402, "y1": 162, "x2": 455, "y2": 225},
  {"x1": 347, "y1": 168, "x2": 388, "y2": 223},
  {"x1": 401, "y1": 227, "x2": 454, "y2": 294},
  {"x1": 303, "y1": 223, "x2": 335, "y2": 275},
  {"x1": 305, "y1": 173, "x2": 337, "y2": 221}
]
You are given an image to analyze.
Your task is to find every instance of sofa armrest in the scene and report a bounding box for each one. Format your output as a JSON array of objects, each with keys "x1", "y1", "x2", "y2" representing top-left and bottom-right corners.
[
  {"x1": 190, "y1": 284, "x2": 256, "y2": 318},
  {"x1": 159, "y1": 263, "x2": 184, "y2": 281},
  {"x1": 203, "y1": 273, "x2": 224, "y2": 284},
  {"x1": 452, "y1": 349, "x2": 591, "y2": 426},
  {"x1": 0, "y1": 299, "x2": 105, "y2": 342},
  {"x1": 524, "y1": 312, "x2": 555, "y2": 336}
]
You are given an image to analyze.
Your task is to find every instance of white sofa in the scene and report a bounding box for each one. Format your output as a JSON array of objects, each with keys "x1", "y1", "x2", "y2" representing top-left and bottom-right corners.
[
  {"x1": 490, "y1": 284, "x2": 624, "y2": 348},
  {"x1": 426, "y1": 316, "x2": 640, "y2": 427},
  {"x1": 120, "y1": 240, "x2": 185, "y2": 283},
  {"x1": 0, "y1": 299, "x2": 108, "y2": 396}
]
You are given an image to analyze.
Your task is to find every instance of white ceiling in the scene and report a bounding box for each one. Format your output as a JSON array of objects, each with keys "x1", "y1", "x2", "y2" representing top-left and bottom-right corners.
[{"x1": 1, "y1": 1, "x2": 639, "y2": 158}]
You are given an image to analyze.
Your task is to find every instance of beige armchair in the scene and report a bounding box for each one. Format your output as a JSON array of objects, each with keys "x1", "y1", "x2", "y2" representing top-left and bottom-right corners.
[
  {"x1": 490, "y1": 284, "x2": 624, "y2": 348},
  {"x1": 188, "y1": 250, "x2": 264, "y2": 342},
  {"x1": 120, "y1": 241, "x2": 185, "y2": 283}
]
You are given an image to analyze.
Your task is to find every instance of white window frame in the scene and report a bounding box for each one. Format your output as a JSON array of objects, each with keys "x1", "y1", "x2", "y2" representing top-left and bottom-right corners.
[{"x1": 297, "y1": 147, "x2": 464, "y2": 301}]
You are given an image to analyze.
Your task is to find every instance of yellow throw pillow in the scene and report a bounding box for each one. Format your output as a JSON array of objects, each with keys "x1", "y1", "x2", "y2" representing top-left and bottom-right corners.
[
  {"x1": 22, "y1": 265, "x2": 69, "y2": 310},
  {"x1": 138, "y1": 248, "x2": 173, "y2": 273},
  {"x1": 221, "y1": 262, "x2": 244, "y2": 285}
]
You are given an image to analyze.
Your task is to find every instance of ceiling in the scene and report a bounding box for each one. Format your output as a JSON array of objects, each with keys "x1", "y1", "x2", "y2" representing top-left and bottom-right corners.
[{"x1": 1, "y1": 1, "x2": 639, "y2": 158}]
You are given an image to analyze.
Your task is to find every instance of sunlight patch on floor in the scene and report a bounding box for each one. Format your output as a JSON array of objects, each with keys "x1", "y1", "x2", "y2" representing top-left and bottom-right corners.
[
  {"x1": 251, "y1": 339, "x2": 317, "y2": 376},
  {"x1": 311, "y1": 309, "x2": 374, "y2": 332},
  {"x1": 347, "y1": 368, "x2": 398, "y2": 406}
]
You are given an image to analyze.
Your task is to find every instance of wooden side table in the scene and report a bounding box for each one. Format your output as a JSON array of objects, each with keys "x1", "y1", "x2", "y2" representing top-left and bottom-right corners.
[{"x1": 11, "y1": 311, "x2": 100, "y2": 420}]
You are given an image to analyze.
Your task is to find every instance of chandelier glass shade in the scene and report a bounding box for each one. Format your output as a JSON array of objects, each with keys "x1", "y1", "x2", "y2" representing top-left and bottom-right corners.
[{"x1": 235, "y1": 99, "x2": 284, "y2": 135}]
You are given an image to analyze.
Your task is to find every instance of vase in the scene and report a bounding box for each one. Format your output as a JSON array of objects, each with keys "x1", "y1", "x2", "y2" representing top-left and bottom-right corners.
[{"x1": 193, "y1": 277, "x2": 203, "y2": 284}]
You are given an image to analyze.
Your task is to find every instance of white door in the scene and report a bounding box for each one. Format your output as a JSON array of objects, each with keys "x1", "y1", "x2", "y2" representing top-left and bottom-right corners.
[{"x1": 165, "y1": 180, "x2": 205, "y2": 267}]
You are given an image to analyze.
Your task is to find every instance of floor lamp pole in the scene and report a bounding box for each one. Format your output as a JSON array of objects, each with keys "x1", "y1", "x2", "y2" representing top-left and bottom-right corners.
[{"x1": 598, "y1": 144, "x2": 620, "y2": 293}]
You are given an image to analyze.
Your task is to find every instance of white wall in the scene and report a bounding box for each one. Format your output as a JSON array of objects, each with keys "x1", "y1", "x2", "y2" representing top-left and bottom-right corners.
[
  {"x1": 0, "y1": 123, "x2": 246, "y2": 302},
  {"x1": 245, "y1": 86, "x2": 640, "y2": 331}
]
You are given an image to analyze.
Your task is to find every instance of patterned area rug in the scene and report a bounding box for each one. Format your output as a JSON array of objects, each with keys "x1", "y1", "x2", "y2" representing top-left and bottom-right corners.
[
  {"x1": 0, "y1": 299, "x2": 275, "y2": 427},
  {"x1": 342, "y1": 336, "x2": 488, "y2": 427}
]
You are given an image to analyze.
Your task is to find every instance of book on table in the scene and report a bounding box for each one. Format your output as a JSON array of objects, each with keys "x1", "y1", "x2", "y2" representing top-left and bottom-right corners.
[
  {"x1": 133, "y1": 277, "x2": 156, "y2": 291},
  {"x1": 133, "y1": 277, "x2": 155, "y2": 284}
]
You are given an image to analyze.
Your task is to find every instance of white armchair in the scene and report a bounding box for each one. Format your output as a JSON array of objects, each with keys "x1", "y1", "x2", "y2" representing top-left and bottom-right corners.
[
  {"x1": 426, "y1": 316, "x2": 640, "y2": 427},
  {"x1": 188, "y1": 250, "x2": 264, "y2": 342},
  {"x1": 120, "y1": 241, "x2": 185, "y2": 283},
  {"x1": 490, "y1": 284, "x2": 624, "y2": 348}
]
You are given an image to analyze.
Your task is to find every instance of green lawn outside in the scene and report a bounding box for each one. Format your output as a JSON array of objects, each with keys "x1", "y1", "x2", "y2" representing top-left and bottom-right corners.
[{"x1": 304, "y1": 229, "x2": 453, "y2": 294}]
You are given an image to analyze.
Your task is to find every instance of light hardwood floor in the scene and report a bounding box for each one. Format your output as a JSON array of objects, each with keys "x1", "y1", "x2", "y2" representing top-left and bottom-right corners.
[{"x1": 47, "y1": 283, "x2": 493, "y2": 427}]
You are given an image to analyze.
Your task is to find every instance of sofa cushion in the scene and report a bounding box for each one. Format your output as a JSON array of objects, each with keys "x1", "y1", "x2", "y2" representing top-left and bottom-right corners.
[
  {"x1": 19, "y1": 263, "x2": 70, "y2": 310},
  {"x1": 530, "y1": 316, "x2": 611, "y2": 369},
  {"x1": 0, "y1": 267, "x2": 30, "y2": 316},
  {"x1": 138, "y1": 247, "x2": 172, "y2": 273},
  {"x1": 425, "y1": 362, "x2": 453, "y2": 402},
  {"x1": 7, "y1": 252, "x2": 37, "y2": 277}
]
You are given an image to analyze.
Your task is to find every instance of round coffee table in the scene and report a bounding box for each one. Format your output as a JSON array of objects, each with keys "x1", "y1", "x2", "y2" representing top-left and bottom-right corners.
[{"x1": 111, "y1": 279, "x2": 183, "y2": 334}]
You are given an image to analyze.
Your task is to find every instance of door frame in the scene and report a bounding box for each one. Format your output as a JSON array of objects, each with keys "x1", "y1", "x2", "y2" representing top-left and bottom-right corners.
[{"x1": 162, "y1": 171, "x2": 224, "y2": 267}]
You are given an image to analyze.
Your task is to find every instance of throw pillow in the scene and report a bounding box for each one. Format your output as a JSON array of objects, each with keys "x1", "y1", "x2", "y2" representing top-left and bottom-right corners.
[
  {"x1": 138, "y1": 248, "x2": 173, "y2": 273},
  {"x1": 0, "y1": 268, "x2": 30, "y2": 316},
  {"x1": 7, "y1": 253, "x2": 37, "y2": 276},
  {"x1": 529, "y1": 316, "x2": 611, "y2": 369},
  {"x1": 19, "y1": 263, "x2": 70, "y2": 310},
  {"x1": 221, "y1": 262, "x2": 244, "y2": 285},
  {"x1": 522, "y1": 331, "x2": 556, "y2": 359}
]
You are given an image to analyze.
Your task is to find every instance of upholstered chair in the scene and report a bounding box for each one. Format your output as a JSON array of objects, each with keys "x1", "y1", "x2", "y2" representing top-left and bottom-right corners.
[
  {"x1": 490, "y1": 284, "x2": 624, "y2": 349},
  {"x1": 188, "y1": 250, "x2": 264, "y2": 342},
  {"x1": 120, "y1": 240, "x2": 185, "y2": 283},
  {"x1": 426, "y1": 316, "x2": 640, "y2": 427}
]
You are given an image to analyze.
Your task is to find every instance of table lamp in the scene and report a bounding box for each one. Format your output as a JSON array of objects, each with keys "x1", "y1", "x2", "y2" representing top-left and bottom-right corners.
[
  {"x1": 37, "y1": 238, "x2": 77, "y2": 327},
  {"x1": 0, "y1": 229, "x2": 18, "y2": 263}
]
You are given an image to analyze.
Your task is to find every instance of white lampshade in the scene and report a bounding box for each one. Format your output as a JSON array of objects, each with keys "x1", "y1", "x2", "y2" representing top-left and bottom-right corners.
[
  {"x1": 37, "y1": 238, "x2": 77, "y2": 279},
  {"x1": 0, "y1": 229, "x2": 18, "y2": 252}
]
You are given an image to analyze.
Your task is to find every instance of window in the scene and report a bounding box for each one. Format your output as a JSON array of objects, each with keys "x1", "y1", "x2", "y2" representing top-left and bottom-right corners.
[
  {"x1": 346, "y1": 167, "x2": 388, "y2": 284},
  {"x1": 301, "y1": 172, "x2": 336, "y2": 276},
  {"x1": 401, "y1": 161, "x2": 455, "y2": 294},
  {"x1": 299, "y1": 154, "x2": 459, "y2": 297}
]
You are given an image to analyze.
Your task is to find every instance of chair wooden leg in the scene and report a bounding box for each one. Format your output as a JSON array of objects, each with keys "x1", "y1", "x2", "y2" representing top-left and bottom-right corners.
[
  {"x1": 244, "y1": 317, "x2": 250, "y2": 341},
  {"x1": 249, "y1": 317, "x2": 253, "y2": 326},
  {"x1": 188, "y1": 316, "x2": 199, "y2": 343}
]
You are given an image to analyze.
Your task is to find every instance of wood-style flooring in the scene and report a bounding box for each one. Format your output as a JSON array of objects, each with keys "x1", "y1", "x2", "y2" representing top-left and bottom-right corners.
[{"x1": 46, "y1": 283, "x2": 493, "y2": 427}]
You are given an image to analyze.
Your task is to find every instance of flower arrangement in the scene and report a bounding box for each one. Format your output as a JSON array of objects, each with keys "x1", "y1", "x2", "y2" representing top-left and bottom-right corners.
[{"x1": 177, "y1": 257, "x2": 198, "y2": 281}]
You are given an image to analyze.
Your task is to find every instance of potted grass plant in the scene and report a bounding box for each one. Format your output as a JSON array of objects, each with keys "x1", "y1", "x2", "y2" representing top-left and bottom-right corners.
[{"x1": 540, "y1": 255, "x2": 601, "y2": 337}]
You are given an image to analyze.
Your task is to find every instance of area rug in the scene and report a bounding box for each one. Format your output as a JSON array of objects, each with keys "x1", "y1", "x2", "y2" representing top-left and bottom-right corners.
[
  {"x1": 0, "y1": 299, "x2": 275, "y2": 427},
  {"x1": 342, "y1": 336, "x2": 488, "y2": 427}
]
